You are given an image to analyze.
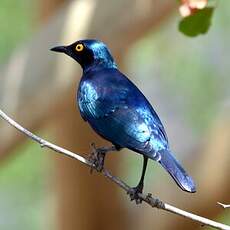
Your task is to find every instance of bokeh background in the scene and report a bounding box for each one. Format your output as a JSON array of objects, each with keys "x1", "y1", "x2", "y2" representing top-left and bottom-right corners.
[{"x1": 0, "y1": 0, "x2": 229, "y2": 229}]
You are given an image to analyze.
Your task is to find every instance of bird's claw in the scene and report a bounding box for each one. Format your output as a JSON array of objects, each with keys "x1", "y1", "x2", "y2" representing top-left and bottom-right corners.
[
  {"x1": 88, "y1": 143, "x2": 106, "y2": 173},
  {"x1": 127, "y1": 186, "x2": 143, "y2": 204}
]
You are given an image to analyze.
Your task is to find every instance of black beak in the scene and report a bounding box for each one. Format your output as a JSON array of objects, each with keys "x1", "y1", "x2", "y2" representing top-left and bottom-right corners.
[{"x1": 50, "y1": 45, "x2": 67, "y2": 53}]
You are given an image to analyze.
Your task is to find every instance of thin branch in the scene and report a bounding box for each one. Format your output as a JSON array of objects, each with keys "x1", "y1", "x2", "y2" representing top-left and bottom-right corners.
[
  {"x1": 218, "y1": 202, "x2": 230, "y2": 209},
  {"x1": 0, "y1": 109, "x2": 230, "y2": 230}
]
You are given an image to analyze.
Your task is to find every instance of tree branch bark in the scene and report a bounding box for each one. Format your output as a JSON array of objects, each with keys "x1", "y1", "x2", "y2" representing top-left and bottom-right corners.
[{"x1": 0, "y1": 108, "x2": 229, "y2": 230}]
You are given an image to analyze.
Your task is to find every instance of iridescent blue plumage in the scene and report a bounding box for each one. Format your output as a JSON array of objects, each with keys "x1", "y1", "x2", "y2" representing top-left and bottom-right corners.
[{"x1": 51, "y1": 39, "x2": 196, "y2": 197}]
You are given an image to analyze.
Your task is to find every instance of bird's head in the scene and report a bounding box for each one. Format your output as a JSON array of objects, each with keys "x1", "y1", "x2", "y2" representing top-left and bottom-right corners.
[{"x1": 50, "y1": 39, "x2": 117, "y2": 72}]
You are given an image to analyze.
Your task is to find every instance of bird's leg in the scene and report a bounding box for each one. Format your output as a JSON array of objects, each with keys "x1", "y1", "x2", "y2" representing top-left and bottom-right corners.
[
  {"x1": 89, "y1": 143, "x2": 122, "y2": 173},
  {"x1": 95, "y1": 144, "x2": 122, "y2": 153},
  {"x1": 128, "y1": 156, "x2": 148, "y2": 204}
]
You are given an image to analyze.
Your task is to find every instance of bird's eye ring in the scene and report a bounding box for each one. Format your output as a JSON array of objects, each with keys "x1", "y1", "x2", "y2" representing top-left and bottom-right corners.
[{"x1": 75, "y1": 44, "x2": 84, "y2": 52}]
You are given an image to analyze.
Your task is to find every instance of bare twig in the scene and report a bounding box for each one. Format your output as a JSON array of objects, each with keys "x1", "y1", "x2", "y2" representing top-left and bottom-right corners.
[
  {"x1": 218, "y1": 202, "x2": 230, "y2": 209},
  {"x1": 0, "y1": 109, "x2": 230, "y2": 230}
]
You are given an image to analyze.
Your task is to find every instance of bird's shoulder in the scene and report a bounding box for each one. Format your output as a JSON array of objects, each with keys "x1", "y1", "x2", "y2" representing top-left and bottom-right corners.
[{"x1": 77, "y1": 68, "x2": 130, "y2": 119}]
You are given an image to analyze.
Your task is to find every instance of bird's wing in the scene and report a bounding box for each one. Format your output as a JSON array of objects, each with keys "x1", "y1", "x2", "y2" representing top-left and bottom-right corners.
[{"x1": 79, "y1": 82, "x2": 168, "y2": 155}]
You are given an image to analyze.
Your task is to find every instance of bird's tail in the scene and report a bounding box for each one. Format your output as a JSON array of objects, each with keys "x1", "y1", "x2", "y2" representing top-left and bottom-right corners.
[{"x1": 158, "y1": 149, "x2": 196, "y2": 193}]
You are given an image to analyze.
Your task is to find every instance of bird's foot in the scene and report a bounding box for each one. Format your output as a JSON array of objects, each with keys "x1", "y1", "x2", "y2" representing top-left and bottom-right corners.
[
  {"x1": 88, "y1": 143, "x2": 121, "y2": 173},
  {"x1": 127, "y1": 184, "x2": 143, "y2": 204},
  {"x1": 88, "y1": 143, "x2": 106, "y2": 173}
]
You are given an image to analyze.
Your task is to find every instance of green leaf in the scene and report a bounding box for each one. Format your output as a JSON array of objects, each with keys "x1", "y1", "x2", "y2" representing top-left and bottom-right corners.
[{"x1": 179, "y1": 7, "x2": 214, "y2": 37}]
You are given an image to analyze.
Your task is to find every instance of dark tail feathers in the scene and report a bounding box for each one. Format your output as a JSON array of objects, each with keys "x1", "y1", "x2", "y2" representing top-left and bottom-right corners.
[{"x1": 158, "y1": 149, "x2": 196, "y2": 193}]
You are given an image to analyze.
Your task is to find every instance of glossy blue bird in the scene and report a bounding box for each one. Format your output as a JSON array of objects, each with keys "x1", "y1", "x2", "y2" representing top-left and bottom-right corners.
[{"x1": 51, "y1": 39, "x2": 196, "y2": 200}]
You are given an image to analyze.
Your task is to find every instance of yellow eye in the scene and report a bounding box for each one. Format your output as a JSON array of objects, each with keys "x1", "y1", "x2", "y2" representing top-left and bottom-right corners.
[{"x1": 75, "y1": 43, "x2": 84, "y2": 52}]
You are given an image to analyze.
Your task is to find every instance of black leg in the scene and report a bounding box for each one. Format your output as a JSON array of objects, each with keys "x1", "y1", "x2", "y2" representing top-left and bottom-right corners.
[
  {"x1": 128, "y1": 155, "x2": 148, "y2": 204},
  {"x1": 138, "y1": 155, "x2": 148, "y2": 189}
]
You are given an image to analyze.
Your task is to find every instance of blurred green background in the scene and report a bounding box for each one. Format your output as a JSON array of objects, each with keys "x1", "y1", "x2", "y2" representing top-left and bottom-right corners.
[
  {"x1": 0, "y1": 0, "x2": 37, "y2": 62},
  {"x1": 0, "y1": 0, "x2": 229, "y2": 229}
]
